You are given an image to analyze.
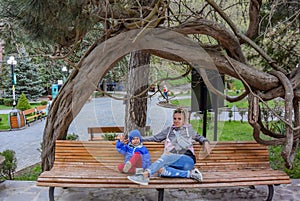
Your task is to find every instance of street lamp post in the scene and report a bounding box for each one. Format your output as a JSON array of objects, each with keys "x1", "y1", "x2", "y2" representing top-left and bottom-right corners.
[
  {"x1": 61, "y1": 66, "x2": 68, "y2": 83},
  {"x1": 7, "y1": 56, "x2": 17, "y2": 109}
]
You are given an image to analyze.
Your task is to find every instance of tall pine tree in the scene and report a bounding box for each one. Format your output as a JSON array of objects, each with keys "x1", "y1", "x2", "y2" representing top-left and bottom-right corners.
[{"x1": 4, "y1": 56, "x2": 45, "y2": 101}]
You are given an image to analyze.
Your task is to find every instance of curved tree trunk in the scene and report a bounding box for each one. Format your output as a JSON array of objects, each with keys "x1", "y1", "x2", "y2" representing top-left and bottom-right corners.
[{"x1": 125, "y1": 51, "x2": 150, "y2": 137}]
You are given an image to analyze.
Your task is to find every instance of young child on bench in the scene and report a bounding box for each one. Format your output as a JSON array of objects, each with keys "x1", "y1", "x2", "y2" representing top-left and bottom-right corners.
[{"x1": 116, "y1": 129, "x2": 151, "y2": 174}]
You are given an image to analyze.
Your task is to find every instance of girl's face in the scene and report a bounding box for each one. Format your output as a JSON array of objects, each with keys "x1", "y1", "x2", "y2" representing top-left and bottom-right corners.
[
  {"x1": 173, "y1": 113, "x2": 185, "y2": 128},
  {"x1": 131, "y1": 137, "x2": 141, "y2": 146}
]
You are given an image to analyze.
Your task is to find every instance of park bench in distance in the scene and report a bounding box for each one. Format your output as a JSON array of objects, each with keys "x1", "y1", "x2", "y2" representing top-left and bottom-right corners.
[
  {"x1": 36, "y1": 105, "x2": 47, "y2": 119},
  {"x1": 36, "y1": 140, "x2": 290, "y2": 201},
  {"x1": 88, "y1": 126, "x2": 151, "y2": 141},
  {"x1": 23, "y1": 108, "x2": 41, "y2": 126}
]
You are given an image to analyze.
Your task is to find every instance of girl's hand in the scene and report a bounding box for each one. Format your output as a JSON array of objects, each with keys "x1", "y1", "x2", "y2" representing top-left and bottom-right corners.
[{"x1": 202, "y1": 141, "x2": 211, "y2": 156}]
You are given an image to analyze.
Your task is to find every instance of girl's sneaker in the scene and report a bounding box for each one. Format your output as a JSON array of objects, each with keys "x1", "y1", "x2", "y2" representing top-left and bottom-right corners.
[{"x1": 190, "y1": 168, "x2": 203, "y2": 182}]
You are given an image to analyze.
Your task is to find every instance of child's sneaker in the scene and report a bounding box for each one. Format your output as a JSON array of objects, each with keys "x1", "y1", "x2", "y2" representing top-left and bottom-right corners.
[
  {"x1": 135, "y1": 168, "x2": 144, "y2": 175},
  {"x1": 123, "y1": 161, "x2": 132, "y2": 173},
  {"x1": 190, "y1": 168, "x2": 203, "y2": 182},
  {"x1": 127, "y1": 174, "x2": 149, "y2": 186}
]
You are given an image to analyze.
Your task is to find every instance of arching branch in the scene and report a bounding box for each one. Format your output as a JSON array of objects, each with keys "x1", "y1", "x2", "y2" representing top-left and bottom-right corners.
[
  {"x1": 270, "y1": 70, "x2": 294, "y2": 169},
  {"x1": 174, "y1": 19, "x2": 246, "y2": 63},
  {"x1": 245, "y1": 0, "x2": 262, "y2": 39},
  {"x1": 206, "y1": 0, "x2": 288, "y2": 74},
  {"x1": 248, "y1": 94, "x2": 285, "y2": 145}
]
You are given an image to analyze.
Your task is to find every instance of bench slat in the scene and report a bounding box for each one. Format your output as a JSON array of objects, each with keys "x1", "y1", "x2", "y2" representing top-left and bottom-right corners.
[{"x1": 87, "y1": 126, "x2": 151, "y2": 141}]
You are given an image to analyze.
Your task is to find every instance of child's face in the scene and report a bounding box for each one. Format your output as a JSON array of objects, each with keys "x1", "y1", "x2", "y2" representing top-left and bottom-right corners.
[{"x1": 131, "y1": 137, "x2": 141, "y2": 146}]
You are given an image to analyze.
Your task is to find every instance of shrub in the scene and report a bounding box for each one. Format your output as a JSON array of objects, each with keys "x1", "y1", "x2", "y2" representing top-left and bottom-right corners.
[
  {"x1": 66, "y1": 133, "x2": 79, "y2": 141},
  {"x1": 40, "y1": 100, "x2": 48, "y2": 105},
  {"x1": 103, "y1": 133, "x2": 117, "y2": 141},
  {"x1": 0, "y1": 149, "x2": 17, "y2": 180},
  {"x1": 3, "y1": 98, "x2": 13, "y2": 106},
  {"x1": 269, "y1": 146, "x2": 300, "y2": 178},
  {"x1": 0, "y1": 98, "x2": 4, "y2": 105},
  {"x1": 14, "y1": 163, "x2": 42, "y2": 181},
  {"x1": 94, "y1": 91, "x2": 104, "y2": 97},
  {"x1": 16, "y1": 93, "x2": 31, "y2": 111}
]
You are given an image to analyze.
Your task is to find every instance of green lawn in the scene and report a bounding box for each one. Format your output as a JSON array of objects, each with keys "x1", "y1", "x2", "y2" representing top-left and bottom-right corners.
[
  {"x1": 190, "y1": 119, "x2": 300, "y2": 179},
  {"x1": 190, "y1": 120, "x2": 254, "y2": 141},
  {"x1": 0, "y1": 105, "x2": 13, "y2": 110},
  {"x1": 0, "y1": 114, "x2": 10, "y2": 130}
]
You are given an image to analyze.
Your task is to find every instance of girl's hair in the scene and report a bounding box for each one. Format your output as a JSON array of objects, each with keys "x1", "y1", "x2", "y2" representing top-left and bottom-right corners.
[{"x1": 173, "y1": 107, "x2": 187, "y2": 123}]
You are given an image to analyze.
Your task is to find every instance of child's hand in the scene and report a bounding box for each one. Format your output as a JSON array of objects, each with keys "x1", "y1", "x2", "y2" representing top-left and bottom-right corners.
[{"x1": 118, "y1": 134, "x2": 127, "y2": 143}]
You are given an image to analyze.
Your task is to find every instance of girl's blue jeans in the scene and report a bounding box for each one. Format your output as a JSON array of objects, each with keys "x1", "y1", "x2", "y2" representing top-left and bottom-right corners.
[{"x1": 146, "y1": 153, "x2": 194, "y2": 178}]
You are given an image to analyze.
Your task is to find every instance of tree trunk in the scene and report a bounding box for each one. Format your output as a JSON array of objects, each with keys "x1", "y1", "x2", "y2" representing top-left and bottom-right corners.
[{"x1": 125, "y1": 51, "x2": 150, "y2": 137}]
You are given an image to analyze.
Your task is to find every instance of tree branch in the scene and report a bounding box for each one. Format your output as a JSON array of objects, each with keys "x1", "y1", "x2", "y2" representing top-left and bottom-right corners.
[{"x1": 206, "y1": 0, "x2": 288, "y2": 74}]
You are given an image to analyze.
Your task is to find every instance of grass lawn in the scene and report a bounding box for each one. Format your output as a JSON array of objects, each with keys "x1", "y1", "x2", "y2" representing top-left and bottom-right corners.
[
  {"x1": 190, "y1": 119, "x2": 300, "y2": 179},
  {"x1": 0, "y1": 114, "x2": 10, "y2": 130},
  {"x1": 0, "y1": 105, "x2": 13, "y2": 110}
]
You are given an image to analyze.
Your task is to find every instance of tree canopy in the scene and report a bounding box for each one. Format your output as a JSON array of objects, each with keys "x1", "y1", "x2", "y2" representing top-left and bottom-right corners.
[{"x1": 0, "y1": 0, "x2": 299, "y2": 170}]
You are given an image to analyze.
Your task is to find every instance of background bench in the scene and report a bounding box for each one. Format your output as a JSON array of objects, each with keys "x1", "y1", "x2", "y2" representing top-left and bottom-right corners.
[
  {"x1": 36, "y1": 105, "x2": 47, "y2": 119},
  {"x1": 37, "y1": 140, "x2": 290, "y2": 201},
  {"x1": 88, "y1": 126, "x2": 151, "y2": 141},
  {"x1": 23, "y1": 108, "x2": 41, "y2": 126}
]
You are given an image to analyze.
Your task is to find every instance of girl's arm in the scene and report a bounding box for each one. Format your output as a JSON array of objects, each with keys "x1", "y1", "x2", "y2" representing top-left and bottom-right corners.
[{"x1": 142, "y1": 127, "x2": 170, "y2": 142}]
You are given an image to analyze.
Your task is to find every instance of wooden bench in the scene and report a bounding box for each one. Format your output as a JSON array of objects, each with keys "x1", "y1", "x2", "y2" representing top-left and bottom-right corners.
[
  {"x1": 36, "y1": 105, "x2": 47, "y2": 119},
  {"x1": 37, "y1": 140, "x2": 290, "y2": 201},
  {"x1": 88, "y1": 126, "x2": 151, "y2": 141},
  {"x1": 23, "y1": 108, "x2": 42, "y2": 126}
]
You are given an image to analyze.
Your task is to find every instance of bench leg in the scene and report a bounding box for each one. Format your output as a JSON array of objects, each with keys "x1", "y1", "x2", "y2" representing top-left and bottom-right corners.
[
  {"x1": 157, "y1": 188, "x2": 164, "y2": 201},
  {"x1": 266, "y1": 185, "x2": 274, "y2": 201},
  {"x1": 49, "y1": 187, "x2": 55, "y2": 201}
]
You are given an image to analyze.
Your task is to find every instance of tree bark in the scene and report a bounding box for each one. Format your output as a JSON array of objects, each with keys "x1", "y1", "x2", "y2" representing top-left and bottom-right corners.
[{"x1": 125, "y1": 51, "x2": 150, "y2": 137}]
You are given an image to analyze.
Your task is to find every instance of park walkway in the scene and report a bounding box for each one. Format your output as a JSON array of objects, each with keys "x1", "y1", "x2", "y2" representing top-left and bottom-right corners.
[{"x1": 1, "y1": 179, "x2": 300, "y2": 201}]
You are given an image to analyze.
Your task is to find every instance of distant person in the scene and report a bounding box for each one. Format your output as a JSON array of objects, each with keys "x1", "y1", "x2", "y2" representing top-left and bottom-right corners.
[
  {"x1": 163, "y1": 85, "x2": 168, "y2": 100},
  {"x1": 46, "y1": 95, "x2": 52, "y2": 116},
  {"x1": 116, "y1": 129, "x2": 151, "y2": 174}
]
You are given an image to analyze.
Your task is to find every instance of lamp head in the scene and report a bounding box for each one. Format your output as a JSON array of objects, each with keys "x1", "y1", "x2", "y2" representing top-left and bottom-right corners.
[{"x1": 7, "y1": 56, "x2": 17, "y2": 65}]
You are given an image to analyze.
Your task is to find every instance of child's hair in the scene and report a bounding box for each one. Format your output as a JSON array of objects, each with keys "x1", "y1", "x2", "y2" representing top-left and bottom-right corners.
[
  {"x1": 47, "y1": 95, "x2": 52, "y2": 101},
  {"x1": 129, "y1": 129, "x2": 142, "y2": 142}
]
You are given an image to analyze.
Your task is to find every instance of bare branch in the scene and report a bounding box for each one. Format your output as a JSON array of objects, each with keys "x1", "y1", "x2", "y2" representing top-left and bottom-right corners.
[{"x1": 206, "y1": 0, "x2": 288, "y2": 74}]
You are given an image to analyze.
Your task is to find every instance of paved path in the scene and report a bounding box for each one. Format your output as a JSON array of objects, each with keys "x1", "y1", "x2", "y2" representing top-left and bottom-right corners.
[{"x1": 1, "y1": 179, "x2": 300, "y2": 201}]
